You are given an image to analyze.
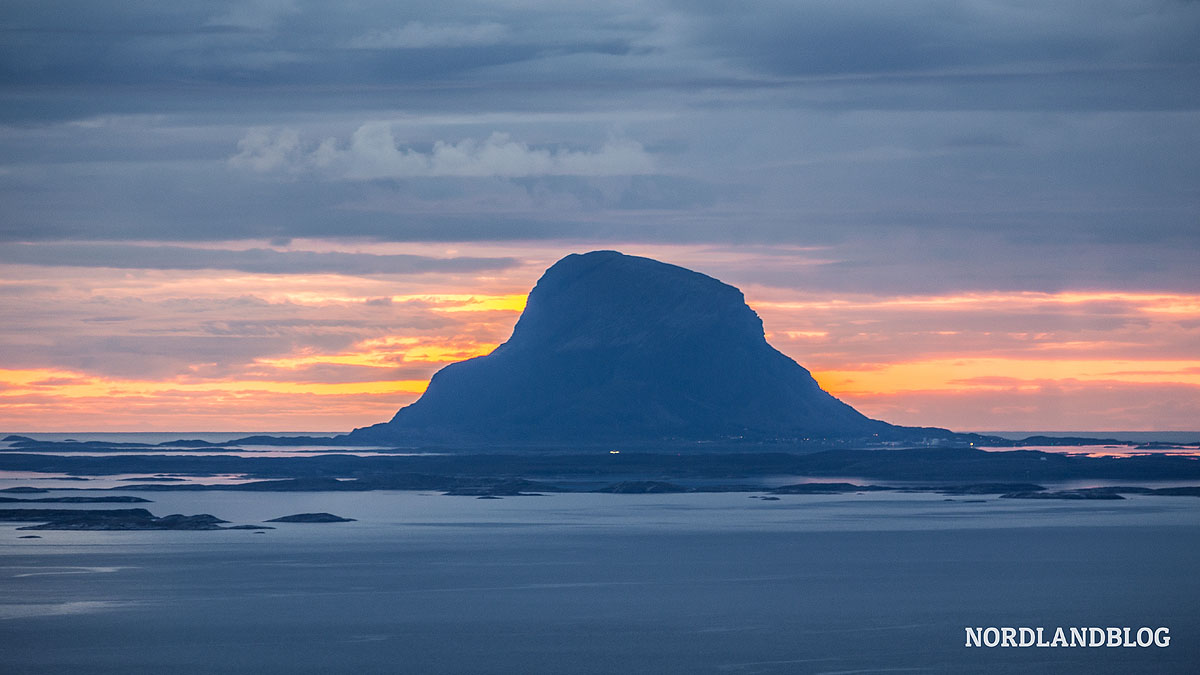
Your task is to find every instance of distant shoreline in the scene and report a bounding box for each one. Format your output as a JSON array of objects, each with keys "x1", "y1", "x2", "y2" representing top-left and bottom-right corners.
[
  {"x1": 978, "y1": 431, "x2": 1200, "y2": 444},
  {"x1": 7, "y1": 430, "x2": 1199, "y2": 445}
]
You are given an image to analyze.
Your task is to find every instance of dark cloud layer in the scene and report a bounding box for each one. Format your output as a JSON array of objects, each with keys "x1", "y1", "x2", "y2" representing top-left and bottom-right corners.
[
  {"x1": 1, "y1": 0, "x2": 1197, "y2": 294},
  {"x1": 2, "y1": 1, "x2": 1195, "y2": 116}
]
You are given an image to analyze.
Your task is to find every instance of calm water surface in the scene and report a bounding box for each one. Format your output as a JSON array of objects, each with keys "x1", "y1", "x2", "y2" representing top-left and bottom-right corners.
[{"x1": 2, "y1": 491, "x2": 1199, "y2": 674}]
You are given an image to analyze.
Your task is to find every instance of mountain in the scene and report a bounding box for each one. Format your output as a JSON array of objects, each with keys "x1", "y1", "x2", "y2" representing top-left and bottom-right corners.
[{"x1": 348, "y1": 250, "x2": 896, "y2": 446}]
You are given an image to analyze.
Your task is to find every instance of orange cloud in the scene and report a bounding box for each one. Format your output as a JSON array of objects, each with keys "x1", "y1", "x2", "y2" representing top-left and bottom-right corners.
[
  {"x1": 754, "y1": 290, "x2": 1200, "y2": 313},
  {"x1": 0, "y1": 367, "x2": 430, "y2": 432},
  {"x1": 0, "y1": 389, "x2": 419, "y2": 433},
  {"x1": 256, "y1": 336, "x2": 499, "y2": 371},
  {"x1": 837, "y1": 382, "x2": 1200, "y2": 433},
  {"x1": 390, "y1": 293, "x2": 528, "y2": 313},
  {"x1": 0, "y1": 368, "x2": 428, "y2": 399},
  {"x1": 813, "y1": 358, "x2": 1200, "y2": 396}
]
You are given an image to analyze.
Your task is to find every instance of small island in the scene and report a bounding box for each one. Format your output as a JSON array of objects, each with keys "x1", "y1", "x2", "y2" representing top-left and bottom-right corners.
[{"x1": 265, "y1": 513, "x2": 355, "y2": 523}]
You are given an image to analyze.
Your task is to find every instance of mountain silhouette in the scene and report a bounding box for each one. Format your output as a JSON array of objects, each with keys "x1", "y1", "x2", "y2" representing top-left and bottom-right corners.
[{"x1": 349, "y1": 250, "x2": 893, "y2": 445}]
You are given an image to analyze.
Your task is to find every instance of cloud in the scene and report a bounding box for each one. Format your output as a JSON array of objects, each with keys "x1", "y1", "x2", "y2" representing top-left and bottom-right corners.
[
  {"x1": 0, "y1": 243, "x2": 519, "y2": 276},
  {"x1": 3, "y1": 0, "x2": 1198, "y2": 123},
  {"x1": 348, "y1": 22, "x2": 510, "y2": 49},
  {"x1": 690, "y1": 0, "x2": 1200, "y2": 79},
  {"x1": 840, "y1": 382, "x2": 1200, "y2": 432},
  {"x1": 204, "y1": 0, "x2": 299, "y2": 30},
  {"x1": 230, "y1": 125, "x2": 655, "y2": 178},
  {"x1": 228, "y1": 129, "x2": 305, "y2": 172},
  {"x1": 1, "y1": 1, "x2": 1197, "y2": 433}
]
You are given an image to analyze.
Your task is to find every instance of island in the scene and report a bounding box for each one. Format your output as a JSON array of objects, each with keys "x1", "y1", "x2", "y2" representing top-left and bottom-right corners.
[
  {"x1": 265, "y1": 513, "x2": 355, "y2": 523},
  {"x1": 0, "y1": 496, "x2": 151, "y2": 503},
  {"x1": 0, "y1": 508, "x2": 269, "y2": 531}
]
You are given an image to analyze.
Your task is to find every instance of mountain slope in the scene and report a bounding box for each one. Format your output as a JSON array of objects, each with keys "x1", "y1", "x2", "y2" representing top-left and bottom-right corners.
[{"x1": 349, "y1": 250, "x2": 891, "y2": 444}]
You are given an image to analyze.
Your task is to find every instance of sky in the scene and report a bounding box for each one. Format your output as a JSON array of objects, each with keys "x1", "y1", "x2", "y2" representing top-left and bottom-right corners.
[{"x1": 1, "y1": 0, "x2": 1198, "y2": 433}]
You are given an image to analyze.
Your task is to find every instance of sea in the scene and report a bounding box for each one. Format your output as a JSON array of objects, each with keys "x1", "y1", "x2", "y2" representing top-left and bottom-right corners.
[{"x1": 2, "y1": 432, "x2": 1199, "y2": 674}]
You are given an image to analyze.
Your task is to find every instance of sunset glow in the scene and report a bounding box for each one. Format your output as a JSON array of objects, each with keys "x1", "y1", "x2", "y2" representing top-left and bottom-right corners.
[
  {"x1": 0, "y1": 368, "x2": 429, "y2": 398},
  {"x1": 2, "y1": 242, "x2": 1198, "y2": 432},
  {"x1": 256, "y1": 337, "x2": 500, "y2": 369},
  {"x1": 813, "y1": 358, "x2": 1200, "y2": 395}
]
